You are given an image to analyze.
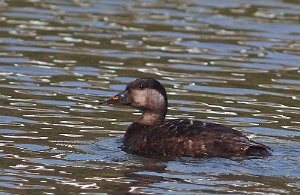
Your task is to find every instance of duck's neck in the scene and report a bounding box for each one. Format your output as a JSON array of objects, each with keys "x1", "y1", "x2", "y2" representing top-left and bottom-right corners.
[
  {"x1": 136, "y1": 89, "x2": 168, "y2": 126},
  {"x1": 138, "y1": 110, "x2": 166, "y2": 126}
]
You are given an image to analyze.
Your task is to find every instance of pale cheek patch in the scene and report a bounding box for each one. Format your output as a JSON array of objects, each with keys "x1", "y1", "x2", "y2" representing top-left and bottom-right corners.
[
  {"x1": 148, "y1": 89, "x2": 165, "y2": 109},
  {"x1": 131, "y1": 89, "x2": 165, "y2": 110},
  {"x1": 131, "y1": 89, "x2": 147, "y2": 107}
]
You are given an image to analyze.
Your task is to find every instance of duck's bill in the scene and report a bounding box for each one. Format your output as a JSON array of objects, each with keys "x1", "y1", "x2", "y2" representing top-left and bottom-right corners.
[{"x1": 99, "y1": 91, "x2": 130, "y2": 105}]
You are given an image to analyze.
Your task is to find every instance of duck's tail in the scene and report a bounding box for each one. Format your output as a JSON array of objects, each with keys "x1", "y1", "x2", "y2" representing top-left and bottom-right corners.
[{"x1": 246, "y1": 143, "x2": 271, "y2": 157}]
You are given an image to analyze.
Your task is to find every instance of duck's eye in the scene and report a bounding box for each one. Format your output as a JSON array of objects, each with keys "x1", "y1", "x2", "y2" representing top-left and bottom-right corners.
[{"x1": 139, "y1": 84, "x2": 144, "y2": 89}]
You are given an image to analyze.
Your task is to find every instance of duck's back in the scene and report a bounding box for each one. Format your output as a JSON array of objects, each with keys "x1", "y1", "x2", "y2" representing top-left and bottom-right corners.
[{"x1": 124, "y1": 119, "x2": 270, "y2": 157}]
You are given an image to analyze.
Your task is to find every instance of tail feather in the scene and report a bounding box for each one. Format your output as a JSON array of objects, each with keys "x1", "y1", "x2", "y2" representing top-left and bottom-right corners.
[{"x1": 246, "y1": 145, "x2": 271, "y2": 156}]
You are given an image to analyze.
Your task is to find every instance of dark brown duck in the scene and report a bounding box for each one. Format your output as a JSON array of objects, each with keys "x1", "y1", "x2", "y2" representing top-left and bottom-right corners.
[{"x1": 100, "y1": 78, "x2": 271, "y2": 158}]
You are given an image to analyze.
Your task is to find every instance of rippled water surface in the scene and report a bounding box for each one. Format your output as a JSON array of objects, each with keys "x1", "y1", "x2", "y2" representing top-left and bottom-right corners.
[{"x1": 0, "y1": 0, "x2": 299, "y2": 194}]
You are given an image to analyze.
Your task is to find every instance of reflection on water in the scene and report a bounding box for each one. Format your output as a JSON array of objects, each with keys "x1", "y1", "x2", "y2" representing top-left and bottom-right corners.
[{"x1": 0, "y1": 0, "x2": 299, "y2": 194}]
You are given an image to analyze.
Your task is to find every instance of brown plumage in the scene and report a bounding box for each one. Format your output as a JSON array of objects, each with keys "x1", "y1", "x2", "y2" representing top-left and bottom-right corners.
[
  {"x1": 124, "y1": 119, "x2": 270, "y2": 157},
  {"x1": 100, "y1": 78, "x2": 271, "y2": 158}
]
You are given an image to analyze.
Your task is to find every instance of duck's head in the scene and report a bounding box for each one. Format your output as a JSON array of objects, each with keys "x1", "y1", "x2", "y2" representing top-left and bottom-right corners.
[{"x1": 100, "y1": 78, "x2": 168, "y2": 125}]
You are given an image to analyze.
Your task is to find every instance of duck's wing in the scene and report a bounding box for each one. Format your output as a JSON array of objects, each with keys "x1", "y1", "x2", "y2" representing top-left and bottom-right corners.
[{"x1": 147, "y1": 119, "x2": 270, "y2": 157}]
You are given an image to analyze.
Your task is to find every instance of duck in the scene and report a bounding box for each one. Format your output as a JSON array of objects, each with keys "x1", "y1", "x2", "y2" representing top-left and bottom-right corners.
[{"x1": 100, "y1": 78, "x2": 271, "y2": 158}]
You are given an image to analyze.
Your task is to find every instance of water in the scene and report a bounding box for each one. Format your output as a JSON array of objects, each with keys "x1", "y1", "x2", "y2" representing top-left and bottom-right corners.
[{"x1": 0, "y1": 0, "x2": 299, "y2": 194}]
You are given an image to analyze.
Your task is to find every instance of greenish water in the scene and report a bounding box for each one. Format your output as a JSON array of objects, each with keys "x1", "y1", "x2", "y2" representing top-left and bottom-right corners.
[{"x1": 0, "y1": 0, "x2": 299, "y2": 194}]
